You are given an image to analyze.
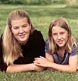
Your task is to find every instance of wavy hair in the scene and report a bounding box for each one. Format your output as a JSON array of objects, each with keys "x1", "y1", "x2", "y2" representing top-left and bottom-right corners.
[
  {"x1": 2, "y1": 10, "x2": 35, "y2": 65},
  {"x1": 48, "y1": 17, "x2": 74, "y2": 54}
]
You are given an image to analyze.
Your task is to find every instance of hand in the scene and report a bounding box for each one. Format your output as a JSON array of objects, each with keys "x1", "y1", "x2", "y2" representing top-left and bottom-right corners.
[
  {"x1": 34, "y1": 65, "x2": 44, "y2": 71},
  {"x1": 31, "y1": 63, "x2": 44, "y2": 71},
  {"x1": 34, "y1": 56, "x2": 51, "y2": 67}
]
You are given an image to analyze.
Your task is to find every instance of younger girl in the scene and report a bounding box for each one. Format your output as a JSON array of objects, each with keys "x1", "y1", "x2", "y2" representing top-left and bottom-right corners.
[{"x1": 34, "y1": 17, "x2": 78, "y2": 72}]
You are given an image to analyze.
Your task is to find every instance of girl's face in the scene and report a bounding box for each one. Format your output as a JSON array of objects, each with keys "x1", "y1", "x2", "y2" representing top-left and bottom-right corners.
[
  {"x1": 11, "y1": 18, "x2": 31, "y2": 44},
  {"x1": 52, "y1": 26, "x2": 68, "y2": 48}
]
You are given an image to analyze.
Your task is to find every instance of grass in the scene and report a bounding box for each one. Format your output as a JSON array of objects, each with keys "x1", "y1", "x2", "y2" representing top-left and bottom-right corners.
[
  {"x1": 0, "y1": 4, "x2": 78, "y2": 81},
  {"x1": 0, "y1": 70, "x2": 78, "y2": 81},
  {"x1": 0, "y1": 4, "x2": 78, "y2": 39}
]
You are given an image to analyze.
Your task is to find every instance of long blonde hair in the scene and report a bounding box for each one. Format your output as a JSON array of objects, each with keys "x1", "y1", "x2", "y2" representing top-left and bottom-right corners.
[
  {"x1": 3, "y1": 10, "x2": 34, "y2": 65},
  {"x1": 48, "y1": 17, "x2": 74, "y2": 54}
]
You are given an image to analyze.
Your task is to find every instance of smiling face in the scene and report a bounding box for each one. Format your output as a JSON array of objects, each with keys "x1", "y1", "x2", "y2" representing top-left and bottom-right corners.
[
  {"x1": 52, "y1": 26, "x2": 68, "y2": 48},
  {"x1": 11, "y1": 18, "x2": 31, "y2": 44}
]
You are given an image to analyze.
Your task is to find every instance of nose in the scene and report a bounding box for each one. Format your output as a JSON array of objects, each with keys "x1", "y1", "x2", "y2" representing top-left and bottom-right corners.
[
  {"x1": 19, "y1": 27, "x2": 24, "y2": 33},
  {"x1": 57, "y1": 34, "x2": 61, "y2": 40}
]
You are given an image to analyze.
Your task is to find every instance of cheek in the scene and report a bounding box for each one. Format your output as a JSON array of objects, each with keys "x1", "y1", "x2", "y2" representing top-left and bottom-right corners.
[
  {"x1": 11, "y1": 29, "x2": 18, "y2": 36},
  {"x1": 27, "y1": 28, "x2": 31, "y2": 32},
  {"x1": 53, "y1": 36, "x2": 57, "y2": 41},
  {"x1": 53, "y1": 37, "x2": 57, "y2": 43},
  {"x1": 25, "y1": 26, "x2": 31, "y2": 32}
]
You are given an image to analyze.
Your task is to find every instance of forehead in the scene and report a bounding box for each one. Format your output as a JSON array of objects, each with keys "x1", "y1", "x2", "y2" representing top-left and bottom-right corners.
[
  {"x1": 52, "y1": 26, "x2": 67, "y2": 32},
  {"x1": 11, "y1": 18, "x2": 28, "y2": 26}
]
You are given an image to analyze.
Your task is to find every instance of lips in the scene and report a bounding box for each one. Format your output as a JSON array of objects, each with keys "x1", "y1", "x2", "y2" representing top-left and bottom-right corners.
[
  {"x1": 19, "y1": 36, "x2": 25, "y2": 38},
  {"x1": 57, "y1": 40, "x2": 64, "y2": 45},
  {"x1": 18, "y1": 34, "x2": 26, "y2": 38}
]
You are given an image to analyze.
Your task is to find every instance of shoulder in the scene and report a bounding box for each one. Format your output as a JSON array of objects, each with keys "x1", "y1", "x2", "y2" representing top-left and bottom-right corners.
[
  {"x1": 70, "y1": 43, "x2": 78, "y2": 56},
  {"x1": 30, "y1": 30, "x2": 44, "y2": 41},
  {"x1": 31, "y1": 30, "x2": 43, "y2": 37},
  {"x1": 45, "y1": 39, "x2": 49, "y2": 53},
  {"x1": 45, "y1": 39, "x2": 49, "y2": 45}
]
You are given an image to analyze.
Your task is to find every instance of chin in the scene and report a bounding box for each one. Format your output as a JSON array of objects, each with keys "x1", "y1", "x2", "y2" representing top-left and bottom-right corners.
[
  {"x1": 59, "y1": 45, "x2": 65, "y2": 48},
  {"x1": 20, "y1": 39, "x2": 28, "y2": 44}
]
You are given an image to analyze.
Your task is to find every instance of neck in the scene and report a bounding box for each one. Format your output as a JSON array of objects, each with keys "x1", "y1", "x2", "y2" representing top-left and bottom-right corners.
[{"x1": 57, "y1": 48, "x2": 65, "y2": 57}]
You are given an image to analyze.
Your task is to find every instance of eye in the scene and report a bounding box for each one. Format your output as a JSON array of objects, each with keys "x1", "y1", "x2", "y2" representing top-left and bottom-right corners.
[
  {"x1": 13, "y1": 26, "x2": 19, "y2": 30},
  {"x1": 60, "y1": 32, "x2": 65, "y2": 35},
  {"x1": 53, "y1": 33, "x2": 57, "y2": 36},
  {"x1": 22, "y1": 25, "x2": 27, "y2": 28}
]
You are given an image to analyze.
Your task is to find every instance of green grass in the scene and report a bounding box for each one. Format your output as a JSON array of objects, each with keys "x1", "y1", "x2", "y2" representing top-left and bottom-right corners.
[
  {"x1": 0, "y1": 70, "x2": 78, "y2": 81},
  {"x1": 0, "y1": 4, "x2": 78, "y2": 39},
  {"x1": 0, "y1": 4, "x2": 78, "y2": 81}
]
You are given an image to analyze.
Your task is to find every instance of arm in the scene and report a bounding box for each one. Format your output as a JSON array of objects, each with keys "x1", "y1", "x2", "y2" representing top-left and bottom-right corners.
[
  {"x1": 47, "y1": 55, "x2": 78, "y2": 72},
  {"x1": 46, "y1": 53, "x2": 54, "y2": 62},
  {"x1": 6, "y1": 63, "x2": 43, "y2": 73},
  {"x1": 34, "y1": 53, "x2": 78, "y2": 72},
  {"x1": 6, "y1": 31, "x2": 45, "y2": 73}
]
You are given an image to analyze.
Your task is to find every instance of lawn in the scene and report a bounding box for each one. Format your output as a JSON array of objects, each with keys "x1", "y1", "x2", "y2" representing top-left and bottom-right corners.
[{"x1": 0, "y1": 4, "x2": 78, "y2": 81}]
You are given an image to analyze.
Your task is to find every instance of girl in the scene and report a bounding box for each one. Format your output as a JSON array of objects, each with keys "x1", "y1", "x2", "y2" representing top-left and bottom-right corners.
[
  {"x1": 34, "y1": 17, "x2": 78, "y2": 72},
  {"x1": 0, "y1": 10, "x2": 45, "y2": 72}
]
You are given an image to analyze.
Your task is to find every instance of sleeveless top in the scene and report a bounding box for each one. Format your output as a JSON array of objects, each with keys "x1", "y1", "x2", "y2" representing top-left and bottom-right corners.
[{"x1": 45, "y1": 40, "x2": 78, "y2": 64}]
